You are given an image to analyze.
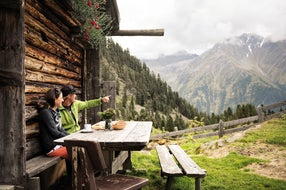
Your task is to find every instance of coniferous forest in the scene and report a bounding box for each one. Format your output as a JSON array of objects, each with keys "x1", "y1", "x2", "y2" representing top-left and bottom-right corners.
[{"x1": 99, "y1": 39, "x2": 257, "y2": 131}]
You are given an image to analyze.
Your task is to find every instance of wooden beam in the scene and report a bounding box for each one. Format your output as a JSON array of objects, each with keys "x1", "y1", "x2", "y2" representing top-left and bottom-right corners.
[
  {"x1": 0, "y1": 1, "x2": 25, "y2": 186},
  {"x1": 85, "y1": 49, "x2": 101, "y2": 125},
  {"x1": 0, "y1": 0, "x2": 23, "y2": 10},
  {"x1": 111, "y1": 29, "x2": 164, "y2": 36}
]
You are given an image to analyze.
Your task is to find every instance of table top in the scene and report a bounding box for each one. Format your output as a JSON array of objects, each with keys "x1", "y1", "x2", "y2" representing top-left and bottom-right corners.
[{"x1": 54, "y1": 121, "x2": 153, "y2": 151}]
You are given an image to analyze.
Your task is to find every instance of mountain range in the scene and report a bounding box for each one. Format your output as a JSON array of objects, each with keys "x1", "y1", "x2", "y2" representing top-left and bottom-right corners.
[{"x1": 143, "y1": 33, "x2": 286, "y2": 114}]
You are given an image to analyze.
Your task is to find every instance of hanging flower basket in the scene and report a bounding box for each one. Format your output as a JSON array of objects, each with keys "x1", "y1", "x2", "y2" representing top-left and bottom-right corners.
[{"x1": 73, "y1": 0, "x2": 114, "y2": 47}]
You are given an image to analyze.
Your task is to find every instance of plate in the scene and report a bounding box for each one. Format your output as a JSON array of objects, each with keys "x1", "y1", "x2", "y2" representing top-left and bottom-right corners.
[
  {"x1": 80, "y1": 129, "x2": 93, "y2": 133},
  {"x1": 92, "y1": 123, "x2": 105, "y2": 130}
]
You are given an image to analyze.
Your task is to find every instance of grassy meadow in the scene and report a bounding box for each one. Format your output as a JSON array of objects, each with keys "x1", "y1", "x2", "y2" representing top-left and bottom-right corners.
[{"x1": 127, "y1": 116, "x2": 286, "y2": 190}]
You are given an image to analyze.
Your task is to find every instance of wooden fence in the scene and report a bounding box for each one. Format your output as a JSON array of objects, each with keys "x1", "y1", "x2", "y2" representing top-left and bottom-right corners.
[{"x1": 150, "y1": 100, "x2": 286, "y2": 140}]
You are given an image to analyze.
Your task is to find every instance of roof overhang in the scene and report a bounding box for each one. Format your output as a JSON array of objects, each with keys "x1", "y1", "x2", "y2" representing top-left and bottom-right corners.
[{"x1": 106, "y1": 0, "x2": 164, "y2": 36}]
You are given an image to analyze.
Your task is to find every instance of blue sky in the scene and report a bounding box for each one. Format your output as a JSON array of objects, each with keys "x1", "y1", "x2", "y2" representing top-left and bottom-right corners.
[{"x1": 111, "y1": 0, "x2": 286, "y2": 59}]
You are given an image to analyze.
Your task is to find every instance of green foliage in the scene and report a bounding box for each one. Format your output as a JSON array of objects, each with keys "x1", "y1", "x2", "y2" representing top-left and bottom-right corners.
[
  {"x1": 97, "y1": 107, "x2": 115, "y2": 119},
  {"x1": 189, "y1": 116, "x2": 205, "y2": 127},
  {"x1": 73, "y1": 0, "x2": 113, "y2": 47},
  {"x1": 73, "y1": 0, "x2": 114, "y2": 47}
]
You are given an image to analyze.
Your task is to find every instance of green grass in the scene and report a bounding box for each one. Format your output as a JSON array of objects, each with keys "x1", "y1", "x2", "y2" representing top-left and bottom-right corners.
[
  {"x1": 240, "y1": 119, "x2": 286, "y2": 146},
  {"x1": 127, "y1": 117, "x2": 286, "y2": 190}
]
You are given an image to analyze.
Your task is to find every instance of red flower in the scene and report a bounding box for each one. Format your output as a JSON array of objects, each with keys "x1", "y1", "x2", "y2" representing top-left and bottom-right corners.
[
  {"x1": 87, "y1": 0, "x2": 92, "y2": 7},
  {"x1": 90, "y1": 20, "x2": 97, "y2": 26},
  {"x1": 95, "y1": 3, "x2": 99, "y2": 9}
]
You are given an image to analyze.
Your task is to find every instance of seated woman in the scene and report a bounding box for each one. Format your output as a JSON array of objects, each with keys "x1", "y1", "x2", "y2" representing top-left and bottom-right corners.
[{"x1": 39, "y1": 87, "x2": 69, "y2": 159}]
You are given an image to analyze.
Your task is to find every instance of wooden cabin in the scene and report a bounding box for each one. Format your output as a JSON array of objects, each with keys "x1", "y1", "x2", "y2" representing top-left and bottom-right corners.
[{"x1": 0, "y1": 0, "x2": 163, "y2": 189}]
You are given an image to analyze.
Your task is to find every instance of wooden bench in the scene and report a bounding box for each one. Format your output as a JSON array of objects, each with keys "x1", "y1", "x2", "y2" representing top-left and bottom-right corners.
[
  {"x1": 26, "y1": 155, "x2": 63, "y2": 190},
  {"x1": 26, "y1": 155, "x2": 62, "y2": 177},
  {"x1": 156, "y1": 144, "x2": 206, "y2": 190},
  {"x1": 64, "y1": 139, "x2": 149, "y2": 190}
]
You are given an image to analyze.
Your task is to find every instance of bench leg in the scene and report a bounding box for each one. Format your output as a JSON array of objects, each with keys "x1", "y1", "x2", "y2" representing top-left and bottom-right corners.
[
  {"x1": 26, "y1": 177, "x2": 40, "y2": 190},
  {"x1": 195, "y1": 177, "x2": 201, "y2": 190},
  {"x1": 165, "y1": 176, "x2": 174, "y2": 190}
]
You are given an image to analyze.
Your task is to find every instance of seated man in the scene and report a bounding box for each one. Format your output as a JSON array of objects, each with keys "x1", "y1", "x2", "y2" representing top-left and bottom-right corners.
[{"x1": 59, "y1": 85, "x2": 110, "y2": 134}]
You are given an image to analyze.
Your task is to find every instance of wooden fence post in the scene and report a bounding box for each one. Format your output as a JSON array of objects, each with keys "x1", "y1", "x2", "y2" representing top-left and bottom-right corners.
[
  {"x1": 218, "y1": 120, "x2": 224, "y2": 138},
  {"x1": 257, "y1": 104, "x2": 264, "y2": 123}
]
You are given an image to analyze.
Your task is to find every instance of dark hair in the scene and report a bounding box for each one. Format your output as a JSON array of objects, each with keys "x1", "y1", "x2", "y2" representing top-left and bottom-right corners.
[
  {"x1": 45, "y1": 88, "x2": 61, "y2": 107},
  {"x1": 61, "y1": 85, "x2": 76, "y2": 97}
]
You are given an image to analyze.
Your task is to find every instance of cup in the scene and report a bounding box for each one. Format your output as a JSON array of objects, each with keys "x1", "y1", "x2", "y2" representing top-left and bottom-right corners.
[{"x1": 84, "y1": 124, "x2": 92, "y2": 131}]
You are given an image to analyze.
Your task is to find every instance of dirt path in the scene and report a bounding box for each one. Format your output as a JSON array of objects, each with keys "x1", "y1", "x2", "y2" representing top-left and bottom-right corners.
[{"x1": 200, "y1": 125, "x2": 286, "y2": 181}]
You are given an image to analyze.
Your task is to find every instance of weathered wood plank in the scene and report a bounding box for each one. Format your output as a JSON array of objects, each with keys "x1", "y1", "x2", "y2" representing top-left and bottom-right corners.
[
  {"x1": 0, "y1": 3, "x2": 25, "y2": 186},
  {"x1": 155, "y1": 145, "x2": 183, "y2": 176},
  {"x1": 26, "y1": 155, "x2": 62, "y2": 177},
  {"x1": 25, "y1": 84, "x2": 50, "y2": 94},
  {"x1": 85, "y1": 49, "x2": 101, "y2": 124},
  {"x1": 223, "y1": 125, "x2": 252, "y2": 135},
  {"x1": 26, "y1": 137, "x2": 42, "y2": 160},
  {"x1": 223, "y1": 116, "x2": 258, "y2": 127},
  {"x1": 111, "y1": 151, "x2": 128, "y2": 174},
  {"x1": 193, "y1": 131, "x2": 218, "y2": 139},
  {"x1": 168, "y1": 145, "x2": 206, "y2": 177},
  {"x1": 25, "y1": 44, "x2": 81, "y2": 74},
  {"x1": 25, "y1": 106, "x2": 39, "y2": 121},
  {"x1": 265, "y1": 110, "x2": 286, "y2": 120},
  {"x1": 112, "y1": 29, "x2": 164, "y2": 36},
  {"x1": 41, "y1": 0, "x2": 78, "y2": 25},
  {"x1": 25, "y1": 93, "x2": 45, "y2": 106},
  {"x1": 26, "y1": 123, "x2": 39, "y2": 138},
  {"x1": 25, "y1": 70, "x2": 80, "y2": 87},
  {"x1": 24, "y1": 22, "x2": 82, "y2": 63},
  {"x1": 150, "y1": 123, "x2": 218, "y2": 140},
  {"x1": 262, "y1": 100, "x2": 286, "y2": 111},
  {"x1": 25, "y1": 56, "x2": 81, "y2": 80},
  {"x1": 0, "y1": 68, "x2": 23, "y2": 86},
  {"x1": 25, "y1": 0, "x2": 83, "y2": 58},
  {"x1": 25, "y1": 0, "x2": 70, "y2": 42}
]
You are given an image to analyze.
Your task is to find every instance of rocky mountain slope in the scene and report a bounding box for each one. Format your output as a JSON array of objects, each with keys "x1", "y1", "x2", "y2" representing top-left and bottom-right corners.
[{"x1": 144, "y1": 33, "x2": 286, "y2": 114}]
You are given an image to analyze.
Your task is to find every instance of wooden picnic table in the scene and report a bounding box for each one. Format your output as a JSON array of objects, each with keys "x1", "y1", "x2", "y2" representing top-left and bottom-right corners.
[{"x1": 54, "y1": 121, "x2": 152, "y2": 174}]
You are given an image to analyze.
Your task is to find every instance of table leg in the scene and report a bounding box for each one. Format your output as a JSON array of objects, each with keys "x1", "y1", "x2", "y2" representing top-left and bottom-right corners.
[
  {"x1": 123, "y1": 151, "x2": 132, "y2": 170},
  {"x1": 102, "y1": 150, "x2": 113, "y2": 174},
  {"x1": 102, "y1": 150, "x2": 130, "y2": 174}
]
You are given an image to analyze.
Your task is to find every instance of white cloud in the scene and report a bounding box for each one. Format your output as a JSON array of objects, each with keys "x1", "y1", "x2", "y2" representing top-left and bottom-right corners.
[{"x1": 112, "y1": 0, "x2": 286, "y2": 59}]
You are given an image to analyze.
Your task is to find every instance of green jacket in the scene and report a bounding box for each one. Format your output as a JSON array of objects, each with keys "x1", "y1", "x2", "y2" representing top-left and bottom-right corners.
[{"x1": 59, "y1": 99, "x2": 102, "y2": 134}]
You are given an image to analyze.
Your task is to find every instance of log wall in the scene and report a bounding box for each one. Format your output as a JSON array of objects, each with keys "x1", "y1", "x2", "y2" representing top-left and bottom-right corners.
[
  {"x1": 1, "y1": 0, "x2": 117, "y2": 187},
  {"x1": 24, "y1": 0, "x2": 85, "y2": 159}
]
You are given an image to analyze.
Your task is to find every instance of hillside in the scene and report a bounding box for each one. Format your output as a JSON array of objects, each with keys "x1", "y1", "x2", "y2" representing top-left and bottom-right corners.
[
  {"x1": 99, "y1": 39, "x2": 208, "y2": 131},
  {"x1": 144, "y1": 33, "x2": 286, "y2": 114}
]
